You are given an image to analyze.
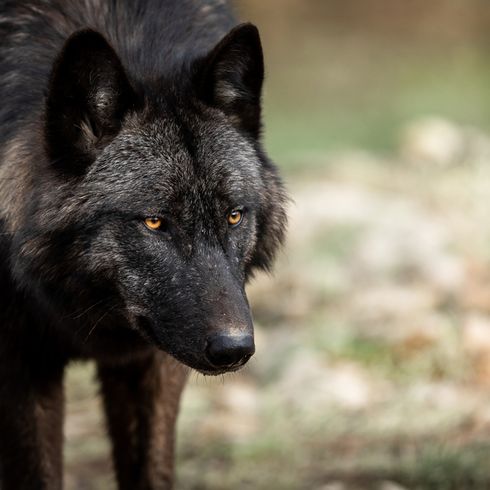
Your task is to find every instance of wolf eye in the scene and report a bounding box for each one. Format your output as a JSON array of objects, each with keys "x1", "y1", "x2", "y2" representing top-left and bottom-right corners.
[
  {"x1": 144, "y1": 217, "x2": 163, "y2": 230},
  {"x1": 227, "y1": 208, "x2": 243, "y2": 227}
]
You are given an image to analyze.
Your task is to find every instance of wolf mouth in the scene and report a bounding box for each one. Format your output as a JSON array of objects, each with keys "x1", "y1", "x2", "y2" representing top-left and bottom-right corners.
[
  {"x1": 133, "y1": 314, "x2": 251, "y2": 375},
  {"x1": 196, "y1": 365, "x2": 245, "y2": 376}
]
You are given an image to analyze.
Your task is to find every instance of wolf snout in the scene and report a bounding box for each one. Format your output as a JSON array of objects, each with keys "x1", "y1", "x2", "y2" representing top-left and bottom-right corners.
[{"x1": 205, "y1": 333, "x2": 255, "y2": 369}]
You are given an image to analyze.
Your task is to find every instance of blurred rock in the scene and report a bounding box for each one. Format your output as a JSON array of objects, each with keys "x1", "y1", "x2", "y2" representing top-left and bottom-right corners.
[
  {"x1": 352, "y1": 200, "x2": 465, "y2": 295},
  {"x1": 277, "y1": 351, "x2": 387, "y2": 412},
  {"x1": 465, "y1": 127, "x2": 490, "y2": 165},
  {"x1": 400, "y1": 116, "x2": 490, "y2": 167},
  {"x1": 219, "y1": 381, "x2": 259, "y2": 416},
  {"x1": 315, "y1": 483, "x2": 346, "y2": 490},
  {"x1": 463, "y1": 313, "x2": 490, "y2": 385},
  {"x1": 462, "y1": 264, "x2": 490, "y2": 313},
  {"x1": 194, "y1": 380, "x2": 261, "y2": 442},
  {"x1": 463, "y1": 314, "x2": 490, "y2": 354},
  {"x1": 380, "y1": 482, "x2": 408, "y2": 490},
  {"x1": 352, "y1": 286, "x2": 437, "y2": 322},
  {"x1": 400, "y1": 117, "x2": 466, "y2": 167},
  {"x1": 408, "y1": 382, "x2": 463, "y2": 408}
]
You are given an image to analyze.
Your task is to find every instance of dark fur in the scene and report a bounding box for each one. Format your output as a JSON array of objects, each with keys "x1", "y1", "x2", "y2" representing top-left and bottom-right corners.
[{"x1": 0, "y1": 1, "x2": 287, "y2": 488}]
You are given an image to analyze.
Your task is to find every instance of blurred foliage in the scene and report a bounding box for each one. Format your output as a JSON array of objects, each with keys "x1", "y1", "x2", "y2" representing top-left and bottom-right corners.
[{"x1": 235, "y1": 0, "x2": 490, "y2": 167}]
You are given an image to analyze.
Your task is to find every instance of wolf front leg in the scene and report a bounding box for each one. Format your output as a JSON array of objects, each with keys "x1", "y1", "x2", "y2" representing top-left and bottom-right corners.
[
  {"x1": 98, "y1": 351, "x2": 188, "y2": 490},
  {"x1": 0, "y1": 355, "x2": 65, "y2": 490}
]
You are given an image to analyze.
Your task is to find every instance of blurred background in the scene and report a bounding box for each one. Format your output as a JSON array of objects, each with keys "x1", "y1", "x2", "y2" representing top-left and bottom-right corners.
[{"x1": 66, "y1": 1, "x2": 490, "y2": 489}]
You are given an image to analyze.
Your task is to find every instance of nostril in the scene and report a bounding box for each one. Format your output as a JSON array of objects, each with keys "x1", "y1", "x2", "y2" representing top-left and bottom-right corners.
[{"x1": 205, "y1": 333, "x2": 255, "y2": 368}]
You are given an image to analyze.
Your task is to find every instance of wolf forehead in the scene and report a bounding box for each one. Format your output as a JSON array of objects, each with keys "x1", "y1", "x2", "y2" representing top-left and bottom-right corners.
[{"x1": 82, "y1": 112, "x2": 265, "y2": 209}]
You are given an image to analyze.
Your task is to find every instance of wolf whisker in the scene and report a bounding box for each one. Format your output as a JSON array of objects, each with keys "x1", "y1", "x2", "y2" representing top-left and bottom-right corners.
[
  {"x1": 67, "y1": 297, "x2": 109, "y2": 320},
  {"x1": 83, "y1": 305, "x2": 117, "y2": 344}
]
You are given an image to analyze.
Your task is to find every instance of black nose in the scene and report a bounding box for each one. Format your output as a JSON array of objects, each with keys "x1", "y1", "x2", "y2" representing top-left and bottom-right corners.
[{"x1": 205, "y1": 333, "x2": 255, "y2": 368}]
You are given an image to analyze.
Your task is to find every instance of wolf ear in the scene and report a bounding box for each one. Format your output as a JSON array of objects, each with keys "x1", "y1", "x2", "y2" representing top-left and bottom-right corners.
[
  {"x1": 45, "y1": 30, "x2": 135, "y2": 173},
  {"x1": 197, "y1": 23, "x2": 264, "y2": 139}
]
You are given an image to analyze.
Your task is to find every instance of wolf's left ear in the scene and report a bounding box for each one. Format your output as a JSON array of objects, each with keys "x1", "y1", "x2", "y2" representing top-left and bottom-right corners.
[
  {"x1": 45, "y1": 29, "x2": 136, "y2": 173},
  {"x1": 196, "y1": 23, "x2": 264, "y2": 139}
]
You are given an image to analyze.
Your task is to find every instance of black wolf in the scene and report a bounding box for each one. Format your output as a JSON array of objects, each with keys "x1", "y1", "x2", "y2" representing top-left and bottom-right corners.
[{"x1": 0, "y1": 0, "x2": 287, "y2": 488}]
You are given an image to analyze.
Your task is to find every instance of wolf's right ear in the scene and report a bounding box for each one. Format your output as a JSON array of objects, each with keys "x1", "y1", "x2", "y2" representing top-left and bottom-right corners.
[{"x1": 45, "y1": 30, "x2": 136, "y2": 174}]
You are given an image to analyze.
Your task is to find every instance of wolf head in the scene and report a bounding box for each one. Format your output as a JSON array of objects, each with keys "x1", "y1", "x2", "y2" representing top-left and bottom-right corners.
[{"x1": 17, "y1": 24, "x2": 286, "y2": 374}]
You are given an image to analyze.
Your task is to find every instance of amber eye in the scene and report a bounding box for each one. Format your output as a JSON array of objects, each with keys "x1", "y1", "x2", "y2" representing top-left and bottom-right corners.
[
  {"x1": 144, "y1": 217, "x2": 163, "y2": 230},
  {"x1": 227, "y1": 209, "x2": 243, "y2": 227}
]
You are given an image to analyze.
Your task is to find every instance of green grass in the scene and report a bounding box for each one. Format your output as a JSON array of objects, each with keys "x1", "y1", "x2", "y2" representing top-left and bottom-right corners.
[
  {"x1": 399, "y1": 443, "x2": 490, "y2": 490},
  {"x1": 176, "y1": 421, "x2": 490, "y2": 490},
  {"x1": 263, "y1": 49, "x2": 490, "y2": 171}
]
